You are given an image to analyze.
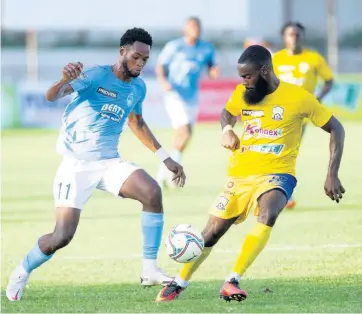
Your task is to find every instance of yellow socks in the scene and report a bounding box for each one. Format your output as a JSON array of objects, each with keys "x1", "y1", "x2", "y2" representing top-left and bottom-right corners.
[
  {"x1": 232, "y1": 222, "x2": 272, "y2": 276},
  {"x1": 175, "y1": 247, "x2": 212, "y2": 287},
  {"x1": 174, "y1": 223, "x2": 272, "y2": 287}
]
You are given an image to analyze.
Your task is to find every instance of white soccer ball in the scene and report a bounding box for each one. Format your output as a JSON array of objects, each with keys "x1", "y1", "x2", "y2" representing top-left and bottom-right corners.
[{"x1": 165, "y1": 224, "x2": 204, "y2": 263}]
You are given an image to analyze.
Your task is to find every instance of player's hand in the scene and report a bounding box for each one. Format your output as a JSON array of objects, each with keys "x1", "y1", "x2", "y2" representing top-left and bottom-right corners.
[
  {"x1": 324, "y1": 174, "x2": 345, "y2": 203},
  {"x1": 222, "y1": 130, "x2": 240, "y2": 151},
  {"x1": 164, "y1": 158, "x2": 186, "y2": 187},
  {"x1": 161, "y1": 81, "x2": 172, "y2": 92},
  {"x1": 62, "y1": 62, "x2": 83, "y2": 83}
]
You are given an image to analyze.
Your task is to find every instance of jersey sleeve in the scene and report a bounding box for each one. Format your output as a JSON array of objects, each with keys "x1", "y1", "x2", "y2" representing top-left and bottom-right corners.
[
  {"x1": 206, "y1": 44, "x2": 216, "y2": 68},
  {"x1": 69, "y1": 66, "x2": 99, "y2": 93},
  {"x1": 225, "y1": 85, "x2": 243, "y2": 116},
  {"x1": 132, "y1": 82, "x2": 146, "y2": 115},
  {"x1": 301, "y1": 93, "x2": 332, "y2": 127},
  {"x1": 158, "y1": 41, "x2": 176, "y2": 66},
  {"x1": 316, "y1": 54, "x2": 334, "y2": 81}
]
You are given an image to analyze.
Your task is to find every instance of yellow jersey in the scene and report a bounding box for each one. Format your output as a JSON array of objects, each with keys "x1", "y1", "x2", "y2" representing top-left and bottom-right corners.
[
  {"x1": 272, "y1": 48, "x2": 333, "y2": 93},
  {"x1": 225, "y1": 81, "x2": 332, "y2": 177}
]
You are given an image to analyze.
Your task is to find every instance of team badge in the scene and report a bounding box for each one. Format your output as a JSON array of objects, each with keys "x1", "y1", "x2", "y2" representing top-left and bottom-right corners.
[
  {"x1": 127, "y1": 93, "x2": 134, "y2": 106},
  {"x1": 299, "y1": 62, "x2": 310, "y2": 74},
  {"x1": 272, "y1": 106, "x2": 284, "y2": 121},
  {"x1": 216, "y1": 196, "x2": 229, "y2": 211}
]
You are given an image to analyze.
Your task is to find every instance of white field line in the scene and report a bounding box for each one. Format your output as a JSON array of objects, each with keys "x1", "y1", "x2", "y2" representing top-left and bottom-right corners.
[{"x1": 59, "y1": 243, "x2": 362, "y2": 261}]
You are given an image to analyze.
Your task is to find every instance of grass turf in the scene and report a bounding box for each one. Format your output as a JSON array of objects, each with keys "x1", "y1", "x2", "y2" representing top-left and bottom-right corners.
[{"x1": 1, "y1": 123, "x2": 362, "y2": 312}]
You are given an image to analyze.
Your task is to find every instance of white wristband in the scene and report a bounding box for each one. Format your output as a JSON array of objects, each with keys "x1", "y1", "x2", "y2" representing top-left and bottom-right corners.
[
  {"x1": 155, "y1": 147, "x2": 170, "y2": 162},
  {"x1": 222, "y1": 125, "x2": 233, "y2": 134}
]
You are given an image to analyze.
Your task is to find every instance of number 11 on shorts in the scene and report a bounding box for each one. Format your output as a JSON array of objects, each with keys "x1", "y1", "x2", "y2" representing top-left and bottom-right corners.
[{"x1": 58, "y1": 183, "x2": 71, "y2": 200}]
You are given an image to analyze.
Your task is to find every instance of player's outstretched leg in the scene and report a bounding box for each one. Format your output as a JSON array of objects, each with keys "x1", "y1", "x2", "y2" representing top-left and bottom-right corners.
[
  {"x1": 6, "y1": 207, "x2": 80, "y2": 301},
  {"x1": 119, "y1": 169, "x2": 172, "y2": 286},
  {"x1": 157, "y1": 124, "x2": 192, "y2": 188},
  {"x1": 221, "y1": 189, "x2": 287, "y2": 301},
  {"x1": 155, "y1": 215, "x2": 235, "y2": 302}
]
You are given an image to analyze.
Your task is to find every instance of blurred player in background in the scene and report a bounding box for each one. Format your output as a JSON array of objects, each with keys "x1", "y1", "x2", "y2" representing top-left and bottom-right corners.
[
  {"x1": 273, "y1": 22, "x2": 334, "y2": 100},
  {"x1": 156, "y1": 17, "x2": 219, "y2": 187},
  {"x1": 273, "y1": 22, "x2": 334, "y2": 208},
  {"x1": 244, "y1": 37, "x2": 274, "y2": 54},
  {"x1": 6, "y1": 28, "x2": 186, "y2": 301},
  {"x1": 156, "y1": 45, "x2": 345, "y2": 303}
]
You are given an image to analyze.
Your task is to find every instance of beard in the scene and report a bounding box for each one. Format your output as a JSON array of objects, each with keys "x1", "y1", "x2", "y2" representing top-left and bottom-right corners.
[
  {"x1": 122, "y1": 59, "x2": 141, "y2": 78},
  {"x1": 243, "y1": 75, "x2": 269, "y2": 105}
]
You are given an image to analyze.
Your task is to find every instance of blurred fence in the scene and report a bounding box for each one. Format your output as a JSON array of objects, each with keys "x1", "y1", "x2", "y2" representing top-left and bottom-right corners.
[{"x1": 2, "y1": 77, "x2": 362, "y2": 130}]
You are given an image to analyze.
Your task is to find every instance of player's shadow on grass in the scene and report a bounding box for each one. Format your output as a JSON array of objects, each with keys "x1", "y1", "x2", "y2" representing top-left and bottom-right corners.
[{"x1": 2, "y1": 275, "x2": 361, "y2": 313}]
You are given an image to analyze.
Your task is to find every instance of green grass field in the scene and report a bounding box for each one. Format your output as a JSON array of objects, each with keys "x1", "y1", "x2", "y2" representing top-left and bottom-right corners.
[{"x1": 2, "y1": 123, "x2": 362, "y2": 313}]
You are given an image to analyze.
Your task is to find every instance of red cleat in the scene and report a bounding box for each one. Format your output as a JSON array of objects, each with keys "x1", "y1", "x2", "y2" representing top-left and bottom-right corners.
[
  {"x1": 286, "y1": 199, "x2": 296, "y2": 209},
  {"x1": 155, "y1": 281, "x2": 185, "y2": 302},
  {"x1": 220, "y1": 279, "x2": 247, "y2": 302}
]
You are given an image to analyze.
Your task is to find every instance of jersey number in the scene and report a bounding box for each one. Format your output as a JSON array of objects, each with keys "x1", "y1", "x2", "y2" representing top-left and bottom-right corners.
[{"x1": 57, "y1": 183, "x2": 71, "y2": 200}]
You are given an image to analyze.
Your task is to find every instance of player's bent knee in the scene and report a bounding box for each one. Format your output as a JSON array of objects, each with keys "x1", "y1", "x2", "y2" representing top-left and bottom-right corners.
[
  {"x1": 258, "y1": 210, "x2": 279, "y2": 227},
  {"x1": 51, "y1": 229, "x2": 75, "y2": 251},
  {"x1": 142, "y1": 183, "x2": 163, "y2": 212}
]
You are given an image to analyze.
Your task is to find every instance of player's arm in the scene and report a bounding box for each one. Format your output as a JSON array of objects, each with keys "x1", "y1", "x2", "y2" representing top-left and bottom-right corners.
[
  {"x1": 207, "y1": 46, "x2": 220, "y2": 80},
  {"x1": 220, "y1": 86, "x2": 242, "y2": 151},
  {"x1": 155, "y1": 42, "x2": 174, "y2": 92},
  {"x1": 316, "y1": 55, "x2": 334, "y2": 102},
  {"x1": 127, "y1": 112, "x2": 186, "y2": 187},
  {"x1": 321, "y1": 116, "x2": 346, "y2": 203},
  {"x1": 46, "y1": 62, "x2": 83, "y2": 102},
  {"x1": 302, "y1": 94, "x2": 345, "y2": 202}
]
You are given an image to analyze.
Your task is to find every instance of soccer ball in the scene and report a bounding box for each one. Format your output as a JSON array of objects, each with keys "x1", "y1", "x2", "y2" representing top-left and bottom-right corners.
[{"x1": 165, "y1": 224, "x2": 204, "y2": 263}]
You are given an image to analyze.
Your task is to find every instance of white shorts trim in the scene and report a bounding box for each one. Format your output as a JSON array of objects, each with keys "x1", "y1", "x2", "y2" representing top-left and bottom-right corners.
[
  {"x1": 53, "y1": 156, "x2": 140, "y2": 209},
  {"x1": 164, "y1": 92, "x2": 198, "y2": 128}
]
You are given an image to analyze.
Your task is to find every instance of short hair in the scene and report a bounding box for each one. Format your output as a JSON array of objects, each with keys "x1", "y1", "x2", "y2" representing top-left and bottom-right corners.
[
  {"x1": 238, "y1": 45, "x2": 272, "y2": 68},
  {"x1": 281, "y1": 21, "x2": 305, "y2": 35},
  {"x1": 186, "y1": 16, "x2": 201, "y2": 26},
  {"x1": 120, "y1": 28, "x2": 153, "y2": 47}
]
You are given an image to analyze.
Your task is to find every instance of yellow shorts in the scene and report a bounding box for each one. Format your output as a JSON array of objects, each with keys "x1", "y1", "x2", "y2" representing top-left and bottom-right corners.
[{"x1": 209, "y1": 174, "x2": 297, "y2": 224}]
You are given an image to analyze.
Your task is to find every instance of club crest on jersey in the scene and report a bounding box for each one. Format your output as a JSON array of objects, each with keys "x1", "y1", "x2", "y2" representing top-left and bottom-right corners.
[
  {"x1": 216, "y1": 196, "x2": 229, "y2": 211},
  {"x1": 127, "y1": 93, "x2": 134, "y2": 106},
  {"x1": 299, "y1": 62, "x2": 310, "y2": 74},
  {"x1": 272, "y1": 106, "x2": 284, "y2": 121},
  {"x1": 242, "y1": 109, "x2": 264, "y2": 117},
  {"x1": 97, "y1": 87, "x2": 117, "y2": 98}
]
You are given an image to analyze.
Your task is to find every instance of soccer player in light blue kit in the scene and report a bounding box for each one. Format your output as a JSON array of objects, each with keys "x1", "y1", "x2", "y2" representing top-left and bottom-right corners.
[
  {"x1": 6, "y1": 28, "x2": 186, "y2": 301},
  {"x1": 156, "y1": 17, "x2": 219, "y2": 186}
]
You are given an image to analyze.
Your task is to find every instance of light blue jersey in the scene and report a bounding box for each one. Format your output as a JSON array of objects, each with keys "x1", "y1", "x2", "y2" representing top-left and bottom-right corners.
[
  {"x1": 56, "y1": 65, "x2": 146, "y2": 161},
  {"x1": 158, "y1": 38, "x2": 216, "y2": 104}
]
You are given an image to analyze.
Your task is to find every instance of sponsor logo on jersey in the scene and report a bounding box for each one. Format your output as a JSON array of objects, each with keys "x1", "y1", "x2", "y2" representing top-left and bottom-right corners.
[
  {"x1": 239, "y1": 144, "x2": 285, "y2": 155},
  {"x1": 100, "y1": 103, "x2": 125, "y2": 122},
  {"x1": 97, "y1": 87, "x2": 118, "y2": 98},
  {"x1": 268, "y1": 175, "x2": 288, "y2": 184},
  {"x1": 242, "y1": 109, "x2": 264, "y2": 117},
  {"x1": 243, "y1": 118, "x2": 282, "y2": 140}
]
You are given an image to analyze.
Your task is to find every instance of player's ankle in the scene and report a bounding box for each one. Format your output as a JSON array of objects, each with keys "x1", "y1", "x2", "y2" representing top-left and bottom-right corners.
[
  {"x1": 225, "y1": 272, "x2": 241, "y2": 283},
  {"x1": 142, "y1": 258, "x2": 158, "y2": 272},
  {"x1": 174, "y1": 275, "x2": 189, "y2": 288}
]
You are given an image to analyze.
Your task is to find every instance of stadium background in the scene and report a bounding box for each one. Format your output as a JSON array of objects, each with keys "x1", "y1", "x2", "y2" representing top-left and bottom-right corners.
[{"x1": 2, "y1": 0, "x2": 362, "y2": 312}]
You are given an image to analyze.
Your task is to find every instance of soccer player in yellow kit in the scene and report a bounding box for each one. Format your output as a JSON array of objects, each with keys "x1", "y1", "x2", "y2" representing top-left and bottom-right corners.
[
  {"x1": 273, "y1": 22, "x2": 334, "y2": 208},
  {"x1": 156, "y1": 45, "x2": 345, "y2": 303}
]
